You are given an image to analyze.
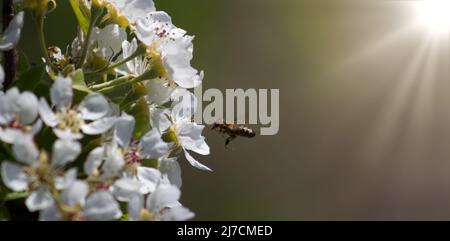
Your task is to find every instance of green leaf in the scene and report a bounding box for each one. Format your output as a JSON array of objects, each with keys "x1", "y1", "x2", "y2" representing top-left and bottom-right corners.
[
  {"x1": 71, "y1": 69, "x2": 92, "y2": 104},
  {"x1": 120, "y1": 83, "x2": 148, "y2": 110},
  {"x1": 127, "y1": 97, "x2": 151, "y2": 140},
  {"x1": 0, "y1": 205, "x2": 10, "y2": 221},
  {"x1": 70, "y1": 0, "x2": 90, "y2": 33},
  {"x1": 15, "y1": 64, "x2": 46, "y2": 92},
  {"x1": 16, "y1": 50, "x2": 30, "y2": 77},
  {"x1": 71, "y1": 69, "x2": 92, "y2": 94},
  {"x1": 142, "y1": 159, "x2": 159, "y2": 169},
  {"x1": 4, "y1": 192, "x2": 28, "y2": 202}
]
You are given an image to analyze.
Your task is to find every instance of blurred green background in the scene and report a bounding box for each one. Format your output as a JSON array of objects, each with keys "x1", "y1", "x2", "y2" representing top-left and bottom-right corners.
[{"x1": 19, "y1": 0, "x2": 450, "y2": 220}]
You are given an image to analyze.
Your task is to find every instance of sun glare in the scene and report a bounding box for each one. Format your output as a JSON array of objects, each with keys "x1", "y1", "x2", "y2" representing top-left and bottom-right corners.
[{"x1": 416, "y1": 0, "x2": 450, "y2": 34}]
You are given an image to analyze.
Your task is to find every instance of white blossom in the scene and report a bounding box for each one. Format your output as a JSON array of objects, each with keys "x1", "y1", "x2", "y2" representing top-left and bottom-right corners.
[
  {"x1": 38, "y1": 76, "x2": 116, "y2": 140},
  {"x1": 40, "y1": 182, "x2": 122, "y2": 221},
  {"x1": 136, "y1": 11, "x2": 204, "y2": 89},
  {"x1": 108, "y1": 0, "x2": 155, "y2": 25},
  {"x1": 84, "y1": 112, "x2": 171, "y2": 180},
  {"x1": 1, "y1": 138, "x2": 81, "y2": 212},
  {"x1": 127, "y1": 174, "x2": 194, "y2": 221},
  {"x1": 0, "y1": 88, "x2": 42, "y2": 143}
]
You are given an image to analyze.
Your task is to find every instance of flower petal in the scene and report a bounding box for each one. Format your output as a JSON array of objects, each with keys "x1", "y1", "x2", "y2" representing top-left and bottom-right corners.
[
  {"x1": 61, "y1": 180, "x2": 89, "y2": 208},
  {"x1": 0, "y1": 65, "x2": 4, "y2": 88},
  {"x1": 0, "y1": 128, "x2": 22, "y2": 143},
  {"x1": 183, "y1": 149, "x2": 211, "y2": 171},
  {"x1": 140, "y1": 128, "x2": 171, "y2": 159},
  {"x1": 128, "y1": 194, "x2": 144, "y2": 221},
  {"x1": 84, "y1": 191, "x2": 122, "y2": 221},
  {"x1": 13, "y1": 91, "x2": 39, "y2": 125},
  {"x1": 38, "y1": 98, "x2": 58, "y2": 127},
  {"x1": 78, "y1": 93, "x2": 110, "y2": 121},
  {"x1": 51, "y1": 139, "x2": 81, "y2": 168},
  {"x1": 39, "y1": 205, "x2": 62, "y2": 221},
  {"x1": 53, "y1": 128, "x2": 83, "y2": 140},
  {"x1": 81, "y1": 117, "x2": 116, "y2": 135},
  {"x1": 178, "y1": 122, "x2": 210, "y2": 155},
  {"x1": 159, "y1": 157, "x2": 182, "y2": 188},
  {"x1": 161, "y1": 205, "x2": 195, "y2": 221},
  {"x1": 0, "y1": 12, "x2": 24, "y2": 51},
  {"x1": 50, "y1": 76, "x2": 73, "y2": 110},
  {"x1": 109, "y1": 0, "x2": 156, "y2": 23},
  {"x1": 114, "y1": 113, "x2": 135, "y2": 147},
  {"x1": 84, "y1": 147, "x2": 104, "y2": 177},
  {"x1": 25, "y1": 187, "x2": 54, "y2": 212},
  {"x1": 147, "y1": 184, "x2": 181, "y2": 212},
  {"x1": 136, "y1": 167, "x2": 161, "y2": 194},
  {"x1": 12, "y1": 137, "x2": 38, "y2": 165},
  {"x1": 112, "y1": 178, "x2": 142, "y2": 202},
  {"x1": 1, "y1": 162, "x2": 28, "y2": 192}
]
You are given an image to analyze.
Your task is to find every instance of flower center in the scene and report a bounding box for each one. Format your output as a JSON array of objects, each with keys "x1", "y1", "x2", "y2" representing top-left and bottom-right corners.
[
  {"x1": 7, "y1": 118, "x2": 32, "y2": 132},
  {"x1": 124, "y1": 147, "x2": 143, "y2": 165},
  {"x1": 139, "y1": 208, "x2": 154, "y2": 221},
  {"x1": 56, "y1": 109, "x2": 84, "y2": 133},
  {"x1": 23, "y1": 152, "x2": 53, "y2": 190}
]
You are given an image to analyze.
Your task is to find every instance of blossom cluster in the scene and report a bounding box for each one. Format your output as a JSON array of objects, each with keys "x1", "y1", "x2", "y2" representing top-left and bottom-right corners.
[{"x1": 0, "y1": 0, "x2": 210, "y2": 221}]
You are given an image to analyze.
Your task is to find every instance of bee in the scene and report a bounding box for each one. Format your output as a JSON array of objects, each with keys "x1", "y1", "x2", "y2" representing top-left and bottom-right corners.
[{"x1": 212, "y1": 121, "x2": 256, "y2": 148}]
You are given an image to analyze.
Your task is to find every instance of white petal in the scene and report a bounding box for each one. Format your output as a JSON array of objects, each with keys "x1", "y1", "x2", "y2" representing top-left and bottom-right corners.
[
  {"x1": 0, "y1": 12, "x2": 24, "y2": 51},
  {"x1": 12, "y1": 137, "x2": 38, "y2": 165},
  {"x1": 84, "y1": 147, "x2": 104, "y2": 177},
  {"x1": 53, "y1": 128, "x2": 83, "y2": 140},
  {"x1": 0, "y1": 65, "x2": 4, "y2": 88},
  {"x1": 25, "y1": 187, "x2": 54, "y2": 212},
  {"x1": 178, "y1": 122, "x2": 210, "y2": 155},
  {"x1": 136, "y1": 11, "x2": 173, "y2": 45},
  {"x1": 112, "y1": 178, "x2": 142, "y2": 202},
  {"x1": 161, "y1": 205, "x2": 195, "y2": 221},
  {"x1": 61, "y1": 180, "x2": 89, "y2": 208},
  {"x1": 128, "y1": 194, "x2": 144, "y2": 221},
  {"x1": 38, "y1": 98, "x2": 58, "y2": 127},
  {"x1": 51, "y1": 139, "x2": 81, "y2": 167},
  {"x1": 84, "y1": 191, "x2": 122, "y2": 221},
  {"x1": 159, "y1": 157, "x2": 182, "y2": 188},
  {"x1": 54, "y1": 168, "x2": 77, "y2": 190},
  {"x1": 81, "y1": 117, "x2": 116, "y2": 135},
  {"x1": 114, "y1": 113, "x2": 135, "y2": 147},
  {"x1": 0, "y1": 88, "x2": 19, "y2": 124},
  {"x1": 0, "y1": 128, "x2": 23, "y2": 143},
  {"x1": 146, "y1": 78, "x2": 175, "y2": 105},
  {"x1": 91, "y1": 24, "x2": 126, "y2": 59},
  {"x1": 183, "y1": 149, "x2": 211, "y2": 172},
  {"x1": 147, "y1": 184, "x2": 181, "y2": 212},
  {"x1": 140, "y1": 128, "x2": 171, "y2": 159},
  {"x1": 136, "y1": 167, "x2": 161, "y2": 194},
  {"x1": 109, "y1": 0, "x2": 156, "y2": 23},
  {"x1": 39, "y1": 205, "x2": 62, "y2": 221},
  {"x1": 30, "y1": 119, "x2": 43, "y2": 136},
  {"x1": 150, "y1": 107, "x2": 171, "y2": 133},
  {"x1": 15, "y1": 91, "x2": 39, "y2": 125},
  {"x1": 78, "y1": 93, "x2": 110, "y2": 121},
  {"x1": 1, "y1": 162, "x2": 28, "y2": 192},
  {"x1": 100, "y1": 143, "x2": 125, "y2": 179},
  {"x1": 50, "y1": 76, "x2": 73, "y2": 109},
  {"x1": 164, "y1": 54, "x2": 202, "y2": 89}
]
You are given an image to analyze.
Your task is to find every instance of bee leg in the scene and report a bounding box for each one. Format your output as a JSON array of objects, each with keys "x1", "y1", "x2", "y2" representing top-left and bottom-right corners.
[{"x1": 225, "y1": 136, "x2": 236, "y2": 148}]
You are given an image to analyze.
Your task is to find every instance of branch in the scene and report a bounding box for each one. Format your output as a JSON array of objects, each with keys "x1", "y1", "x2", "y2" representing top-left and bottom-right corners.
[{"x1": 2, "y1": 0, "x2": 17, "y2": 89}]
